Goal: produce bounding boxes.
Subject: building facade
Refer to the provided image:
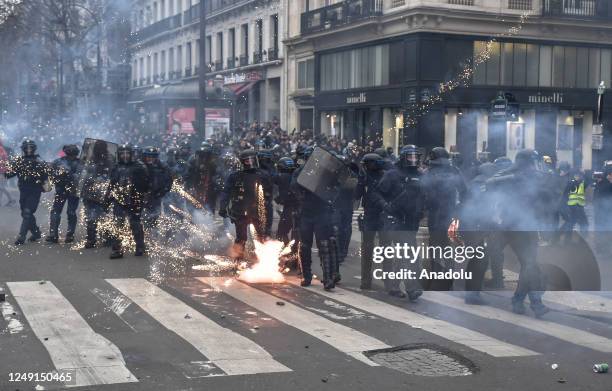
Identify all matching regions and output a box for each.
[128,0,285,138]
[284,0,612,168]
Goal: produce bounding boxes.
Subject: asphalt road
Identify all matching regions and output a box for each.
[1,196,612,391]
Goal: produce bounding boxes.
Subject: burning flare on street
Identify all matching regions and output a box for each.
[237,225,293,283]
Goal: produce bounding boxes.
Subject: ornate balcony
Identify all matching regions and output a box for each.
[300,0,382,35]
[542,0,611,20]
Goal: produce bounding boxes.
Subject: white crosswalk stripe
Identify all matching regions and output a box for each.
[7,281,138,388]
[290,279,538,357]
[196,277,390,366]
[424,291,612,353]
[106,278,291,376]
[542,291,612,313]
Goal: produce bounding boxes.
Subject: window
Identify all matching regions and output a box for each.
[589,48,602,88]
[169,47,174,72]
[526,44,539,86]
[241,24,249,56]
[564,46,577,88]
[513,43,527,86]
[320,44,390,91]
[486,42,500,85]
[539,45,552,87]
[205,36,212,65]
[508,0,531,10]
[186,42,192,70]
[229,28,236,59]
[217,32,224,63]
[298,58,314,89]
[153,2,158,22]
[153,52,158,76]
[501,43,513,85]
[146,55,151,79]
[161,0,166,19]
[177,45,183,75]
[552,46,564,87]
[161,50,166,75]
[271,14,279,52]
[255,19,263,54]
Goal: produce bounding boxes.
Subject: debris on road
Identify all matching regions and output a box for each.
[276,301,285,306]
[184,314,192,319]
[593,363,609,373]
[557,378,567,383]
[321,377,328,383]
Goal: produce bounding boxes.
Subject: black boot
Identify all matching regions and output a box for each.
[14,237,25,246]
[110,250,124,259]
[64,234,74,243]
[319,240,335,291]
[45,234,59,243]
[329,236,341,284]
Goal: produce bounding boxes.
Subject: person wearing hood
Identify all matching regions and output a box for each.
[484,149,550,317]
[5,139,49,245]
[422,147,467,291]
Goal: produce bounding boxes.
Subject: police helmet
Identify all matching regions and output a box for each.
[117,144,133,164]
[277,157,296,173]
[399,145,421,168]
[62,144,79,158]
[258,149,274,161]
[179,142,192,157]
[493,157,512,170]
[374,147,388,159]
[514,149,540,170]
[428,147,450,166]
[200,142,213,153]
[131,145,142,162]
[361,153,385,171]
[239,149,259,170]
[21,139,37,156]
[143,146,160,165]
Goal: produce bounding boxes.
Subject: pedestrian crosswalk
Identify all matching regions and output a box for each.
[2,277,612,388]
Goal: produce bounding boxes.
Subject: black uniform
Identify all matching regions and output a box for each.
[47,145,81,242]
[485,149,550,317]
[219,150,273,258]
[185,145,218,214]
[108,147,149,258]
[355,153,386,290]
[291,165,338,290]
[5,140,48,245]
[142,157,173,228]
[274,157,299,247]
[422,147,467,290]
[371,147,424,300]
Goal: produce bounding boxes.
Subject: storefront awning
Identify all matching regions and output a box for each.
[226,81,257,96]
[131,79,235,102]
[127,88,147,104]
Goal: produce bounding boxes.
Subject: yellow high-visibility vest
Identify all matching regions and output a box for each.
[568,182,585,207]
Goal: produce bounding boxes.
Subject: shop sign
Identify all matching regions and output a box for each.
[223,71,263,85]
[592,134,603,150]
[346,92,367,104]
[528,92,564,104]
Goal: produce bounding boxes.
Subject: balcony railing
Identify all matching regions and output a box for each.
[239,55,248,66]
[132,14,182,43]
[227,57,236,69]
[183,3,200,25]
[168,70,179,80]
[542,0,611,19]
[267,47,279,61]
[253,51,263,64]
[301,0,383,35]
[508,0,532,9]
[214,60,224,71]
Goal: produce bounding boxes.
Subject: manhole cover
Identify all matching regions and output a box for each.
[365,344,476,377]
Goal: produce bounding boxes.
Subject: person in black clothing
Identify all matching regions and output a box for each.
[355,153,386,290]
[108,144,149,259]
[219,149,273,259]
[422,147,467,291]
[185,142,218,214]
[370,145,425,301]
[291,147,338,290]
[274,156,300,269]
[485,149,550,317]
[142,146,173,229]
[5,139,49,245]
[46,144,81,243]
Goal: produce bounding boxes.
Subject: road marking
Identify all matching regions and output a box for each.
[425,292,612,353]
[197,277,390,366]
[107,278,290,376]
[7,281,137,388]
[542,291,612,313]
[290,279,537,357]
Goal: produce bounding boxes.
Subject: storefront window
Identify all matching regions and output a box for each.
[320,44,389,91]
[501,43,513,85]
[526,44,539,86]
[589,48,601,88]
[564,46,577,88]
[539,45,552,87]
[513,43,527,86]
[486,42,500,86]
[552,46,564,88]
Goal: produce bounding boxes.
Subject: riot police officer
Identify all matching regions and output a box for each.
[81,140,114,249]
[142,146,173,229]
[5,139,48,245]
[108,144,149,259]
[355,153,386,290]
[46,144,81,243]
[371,145,424,301]
[275,157,299,246]
[219,149,273,259]
[422,147,467,291]
[485,149,550,317]
[185,142,218,214]
[291,147,338,290]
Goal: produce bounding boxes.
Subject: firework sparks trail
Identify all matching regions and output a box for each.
[405,12,533,126]
[172,182,203,209]
[256,183,266,240]
[237,225,292,284]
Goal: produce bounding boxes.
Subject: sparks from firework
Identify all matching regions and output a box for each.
[237,225,292,284]
[171,181,203,209]
[256,183,267,239]
[405,12,533,126]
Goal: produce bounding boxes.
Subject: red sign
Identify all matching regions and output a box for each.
[168,107,195,134]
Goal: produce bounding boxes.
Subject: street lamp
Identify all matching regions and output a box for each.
[597,81,606,125]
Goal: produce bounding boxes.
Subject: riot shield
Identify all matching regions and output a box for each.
[76,138,118,204]
[296,146,356,203]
